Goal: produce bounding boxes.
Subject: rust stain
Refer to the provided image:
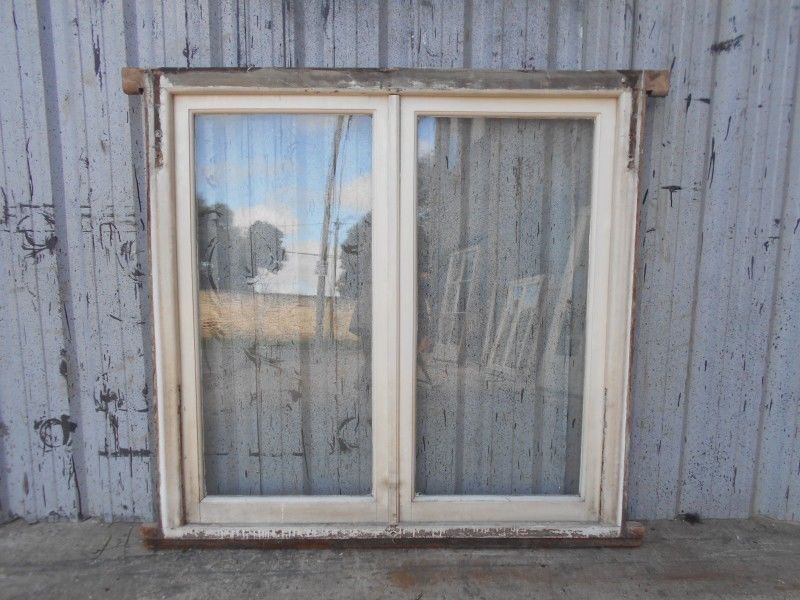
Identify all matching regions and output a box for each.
[387,569,417,590]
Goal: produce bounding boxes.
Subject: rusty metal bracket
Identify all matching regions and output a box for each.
[122,67,146,95]
[641,69,670,97]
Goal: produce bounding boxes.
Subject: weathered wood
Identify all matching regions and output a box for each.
[139,520,645,549]
[122,67,669,96]
[642,70,670,97]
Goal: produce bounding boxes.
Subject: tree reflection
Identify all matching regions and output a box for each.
[196,198,287,292]
[337,213,371,342]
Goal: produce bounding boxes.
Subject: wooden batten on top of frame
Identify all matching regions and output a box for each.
[134,66,667,547]
[121,67,669,97]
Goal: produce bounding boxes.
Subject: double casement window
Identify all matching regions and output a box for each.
[134,69,667,544]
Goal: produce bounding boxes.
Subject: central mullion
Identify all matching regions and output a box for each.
[384,95,402,525]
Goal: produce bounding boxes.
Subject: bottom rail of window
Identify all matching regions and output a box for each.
[141,521,644,549]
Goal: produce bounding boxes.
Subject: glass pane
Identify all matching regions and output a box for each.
[415,116,592,495]
[195,114,373,495]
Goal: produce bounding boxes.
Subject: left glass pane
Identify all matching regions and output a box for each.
[194,114,373,495]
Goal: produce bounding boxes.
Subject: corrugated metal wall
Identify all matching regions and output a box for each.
[0,0,797,523]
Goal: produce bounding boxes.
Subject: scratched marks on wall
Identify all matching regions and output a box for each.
[0,0,798,523]
[33,415,77,451]
[0,0,152,522]
[94,363,151,465]
[0,0,73,522]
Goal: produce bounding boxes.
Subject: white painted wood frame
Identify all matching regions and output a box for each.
[169,93,396,526]
[398,95,626,525]
[146,70,643,539]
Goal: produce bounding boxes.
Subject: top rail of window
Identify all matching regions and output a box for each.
[122,67,669,98]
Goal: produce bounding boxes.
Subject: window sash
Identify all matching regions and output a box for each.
[398,95,621,524]
[172,94,396,525]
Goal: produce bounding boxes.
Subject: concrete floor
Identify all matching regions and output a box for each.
[0,519,798,599]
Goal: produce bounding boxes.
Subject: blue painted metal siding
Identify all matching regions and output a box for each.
[0,0,797,522]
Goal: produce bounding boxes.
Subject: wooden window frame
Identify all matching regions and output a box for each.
[400,96,616,524]
[173,94,395,526]
[131,68,668,545]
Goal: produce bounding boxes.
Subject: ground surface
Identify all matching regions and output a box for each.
[0,518,798,599]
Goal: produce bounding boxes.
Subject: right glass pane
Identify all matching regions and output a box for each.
[415,116,593,495]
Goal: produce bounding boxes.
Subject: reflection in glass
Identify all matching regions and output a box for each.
[195,114,373,495]
[415,116,593,495]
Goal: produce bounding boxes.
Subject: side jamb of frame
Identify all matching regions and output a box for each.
[597,87,641,526]
[147,74,185,530]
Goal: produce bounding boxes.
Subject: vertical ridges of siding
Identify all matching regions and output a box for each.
[41,0,104,520]
[99,0,154,519]
[628,0,689,519]
[36,0,149,520]
[628,0,719,519]
[716,1,800,518]
[1,0,799,522]
[0,0,77,520]
[754,4,800,521]
[678,0,783,518]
